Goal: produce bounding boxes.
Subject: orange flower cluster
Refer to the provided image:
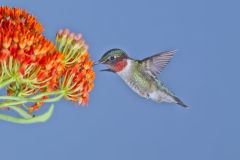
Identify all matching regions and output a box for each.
[56,29,95,105]
[0,6,95,114]
[0,6,64,91]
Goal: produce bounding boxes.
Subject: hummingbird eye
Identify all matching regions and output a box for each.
[109,56,115,61]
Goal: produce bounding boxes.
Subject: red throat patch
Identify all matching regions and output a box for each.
[112,59,127,72]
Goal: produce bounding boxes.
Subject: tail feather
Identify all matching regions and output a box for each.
[173,96,190,108]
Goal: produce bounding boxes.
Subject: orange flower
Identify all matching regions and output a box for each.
[57,29,95,105]
[0,6,65,98]
[0,7,95,123]
[62,63,95,105]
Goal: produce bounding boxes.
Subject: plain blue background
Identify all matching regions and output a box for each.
[1,0,239,160]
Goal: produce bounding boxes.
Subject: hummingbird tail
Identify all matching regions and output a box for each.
[173,96,190,108]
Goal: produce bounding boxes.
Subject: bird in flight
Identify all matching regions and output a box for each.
[95,49,189,108]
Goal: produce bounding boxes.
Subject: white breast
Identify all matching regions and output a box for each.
[117,60,149,98]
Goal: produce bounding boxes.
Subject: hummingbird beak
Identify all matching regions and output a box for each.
[100,69,115,73]
[93,60,101,66]
[93,58,114,72]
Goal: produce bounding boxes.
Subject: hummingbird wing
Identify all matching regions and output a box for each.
[140,50,176,77]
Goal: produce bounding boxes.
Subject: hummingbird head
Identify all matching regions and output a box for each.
[95,48,128,72]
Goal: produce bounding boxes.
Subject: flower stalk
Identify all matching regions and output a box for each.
[0,6,95,124]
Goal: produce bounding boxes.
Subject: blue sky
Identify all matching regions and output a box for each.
[1,0,240,160]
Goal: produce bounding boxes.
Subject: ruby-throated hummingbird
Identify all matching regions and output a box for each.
[95,49,189,108]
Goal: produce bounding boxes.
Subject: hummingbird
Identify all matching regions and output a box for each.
[94,48,189,108]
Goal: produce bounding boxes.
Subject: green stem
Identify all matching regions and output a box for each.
[0,104,54,124]
[0,89,64,101]
[31,90,65,99]
[0,78,14,89]
[8,105,32,119]
[0,93,64,102]
[0,94,64,107]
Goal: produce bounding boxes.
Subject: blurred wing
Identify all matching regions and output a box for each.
[140,50,176,77]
